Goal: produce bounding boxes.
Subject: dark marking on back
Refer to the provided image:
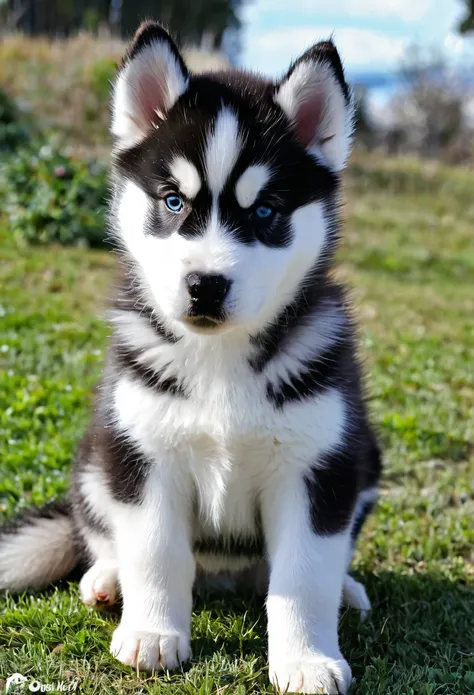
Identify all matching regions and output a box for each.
[74,419,150,506]
[305,446,359,536]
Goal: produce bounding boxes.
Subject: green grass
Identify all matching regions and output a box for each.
[1,154,473,694]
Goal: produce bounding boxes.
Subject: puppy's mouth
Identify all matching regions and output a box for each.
[181,315,225,332]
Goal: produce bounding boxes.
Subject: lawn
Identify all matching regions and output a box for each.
[0,154,473,694]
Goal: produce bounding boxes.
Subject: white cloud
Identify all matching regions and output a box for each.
[244,27,408,76]
[342,0,430,22]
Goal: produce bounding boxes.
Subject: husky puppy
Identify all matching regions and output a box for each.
[0,22,381,694]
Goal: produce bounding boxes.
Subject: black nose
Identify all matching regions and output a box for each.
[185,272,232,307]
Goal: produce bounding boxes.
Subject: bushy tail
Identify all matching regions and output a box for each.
[0,499,80,591]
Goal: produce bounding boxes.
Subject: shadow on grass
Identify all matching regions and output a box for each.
[342,570,473,692]
[2,570,472,692]
[190,570,473,691]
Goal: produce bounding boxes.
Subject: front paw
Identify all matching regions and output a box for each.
[110,625,191,671]
[270,654,352,694]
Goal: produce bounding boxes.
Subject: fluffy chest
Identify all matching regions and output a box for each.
[113,368,346,527]
[113,362,285,463]
[113,365,280,540]
[110,295,347,458]
[110,310,348,538]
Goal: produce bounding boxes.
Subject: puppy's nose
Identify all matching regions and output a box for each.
[185,272,232,305]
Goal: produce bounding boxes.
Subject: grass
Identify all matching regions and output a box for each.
[1,153,473,694]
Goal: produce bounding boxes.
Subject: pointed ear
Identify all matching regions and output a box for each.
[274,40,354,171]
[111,21,189,148]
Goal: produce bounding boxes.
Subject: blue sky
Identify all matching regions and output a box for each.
[240,0,470,77]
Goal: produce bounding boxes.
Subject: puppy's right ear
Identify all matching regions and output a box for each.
[112,21,189,148]
[275,40,353,171]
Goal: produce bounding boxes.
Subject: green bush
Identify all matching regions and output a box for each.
[0,142,108,246]
[0,89,108,247]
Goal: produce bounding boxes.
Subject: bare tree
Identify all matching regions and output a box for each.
[390,44,474,162]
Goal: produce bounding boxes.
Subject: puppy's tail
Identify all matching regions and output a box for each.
[0,499,80,591]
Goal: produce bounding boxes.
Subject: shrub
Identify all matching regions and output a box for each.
[0,89,108,247]
[0,140,108,247]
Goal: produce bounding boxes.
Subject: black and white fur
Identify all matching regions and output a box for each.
[0,22,381,694]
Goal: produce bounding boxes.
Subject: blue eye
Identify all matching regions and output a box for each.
[255,205,273,219]
[165,194,184,213]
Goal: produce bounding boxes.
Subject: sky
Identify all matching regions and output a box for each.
[240,0,471,78]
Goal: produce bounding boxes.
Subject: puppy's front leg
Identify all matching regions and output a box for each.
[263,470,352,694]
[110,466,195,671]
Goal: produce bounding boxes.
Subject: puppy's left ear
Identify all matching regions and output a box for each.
[112,21,189,148]
[275,41,354,171]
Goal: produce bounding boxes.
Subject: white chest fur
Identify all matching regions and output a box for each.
[113,337,346,541]
[111,306,346,540]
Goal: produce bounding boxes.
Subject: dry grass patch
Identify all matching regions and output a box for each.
[0,33,228,152]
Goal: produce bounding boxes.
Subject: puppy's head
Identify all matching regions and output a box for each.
[111,21,353,335]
